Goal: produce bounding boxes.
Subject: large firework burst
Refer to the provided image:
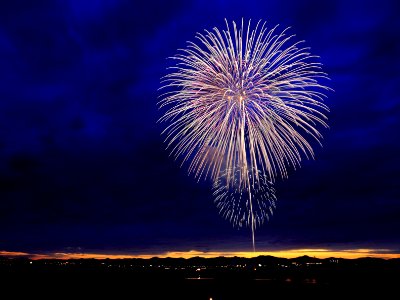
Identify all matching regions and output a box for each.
[159,19,329,188]
[158,19,330,250]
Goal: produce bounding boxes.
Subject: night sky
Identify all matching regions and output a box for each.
[1,0,399,256]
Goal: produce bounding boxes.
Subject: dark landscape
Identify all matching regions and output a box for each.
[2,256,399,299]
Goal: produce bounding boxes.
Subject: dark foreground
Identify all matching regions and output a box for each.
[1,256,399,299]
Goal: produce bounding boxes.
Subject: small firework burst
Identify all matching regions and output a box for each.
[213,168,276,229]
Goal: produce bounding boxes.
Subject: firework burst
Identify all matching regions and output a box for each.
[158,19,330,250]
[213,167,276,229]
[159,19,329,187]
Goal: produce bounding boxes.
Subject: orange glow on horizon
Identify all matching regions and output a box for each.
[1,248,399,260]
[0,250,30,256]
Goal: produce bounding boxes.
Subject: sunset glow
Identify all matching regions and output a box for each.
[1,248,399,260]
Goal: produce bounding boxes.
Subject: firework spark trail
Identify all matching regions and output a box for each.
[158,19,330,250]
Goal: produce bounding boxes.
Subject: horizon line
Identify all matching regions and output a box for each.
[1,248,400,260]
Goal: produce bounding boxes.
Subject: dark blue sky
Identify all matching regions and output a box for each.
[0,0,399,255]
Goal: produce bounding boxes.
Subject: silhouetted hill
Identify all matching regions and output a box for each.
[0,254,398,269]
